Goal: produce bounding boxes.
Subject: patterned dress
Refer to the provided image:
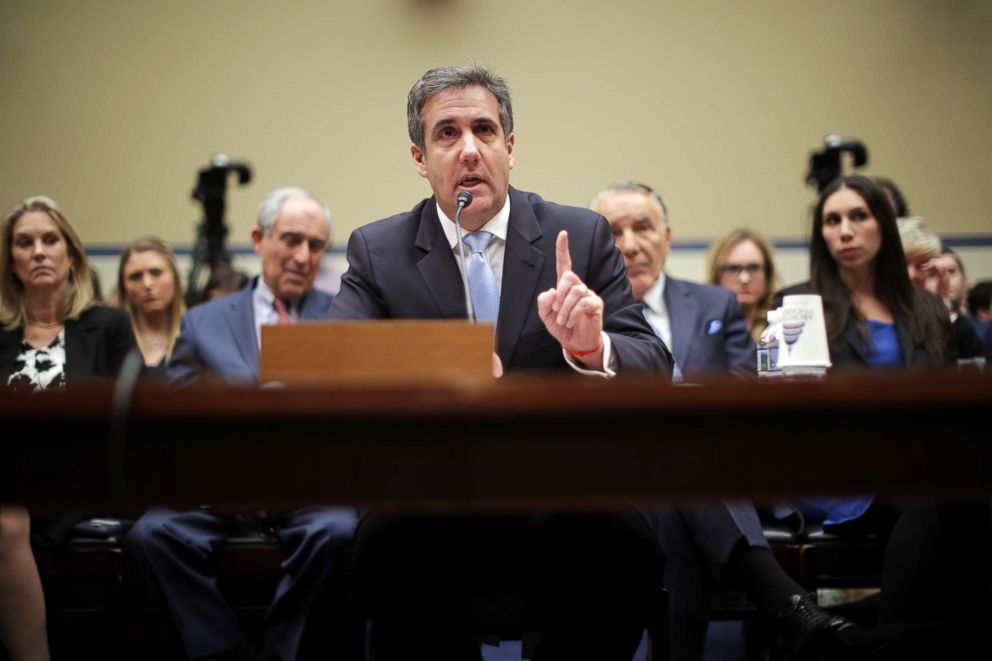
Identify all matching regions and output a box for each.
[6,330,66,392]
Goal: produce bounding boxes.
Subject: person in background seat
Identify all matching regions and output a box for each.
[125,187,358,661]
[1,195,138,661]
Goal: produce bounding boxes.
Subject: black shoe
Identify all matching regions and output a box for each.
[777,593,855,660]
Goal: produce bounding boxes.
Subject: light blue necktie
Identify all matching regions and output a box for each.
[462,231,499,323]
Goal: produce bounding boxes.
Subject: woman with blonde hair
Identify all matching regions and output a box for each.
[706,228,777,341]
[113,235,184,372]
[1,195,137,661]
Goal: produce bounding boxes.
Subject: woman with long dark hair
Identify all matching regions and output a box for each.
[806,176,987,650]
[809,175,948,369]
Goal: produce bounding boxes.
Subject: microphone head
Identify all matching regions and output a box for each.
[457,190,474,208]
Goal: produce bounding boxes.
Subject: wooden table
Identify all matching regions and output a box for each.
[3,371,990,514]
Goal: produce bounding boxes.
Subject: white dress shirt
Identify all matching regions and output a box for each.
[641,274,672,351]
[435,197,615,376]
[252,278,299,349]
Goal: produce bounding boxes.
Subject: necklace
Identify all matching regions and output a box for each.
[29,319,63,328]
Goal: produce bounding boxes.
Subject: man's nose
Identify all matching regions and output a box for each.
[618,228,639,255]
[292,242,311,264]
[737,269,751,283]
[459,133,481,162]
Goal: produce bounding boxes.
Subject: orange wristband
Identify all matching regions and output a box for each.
[563,334,604,358]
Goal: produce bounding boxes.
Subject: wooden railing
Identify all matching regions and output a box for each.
[3,371,990,514]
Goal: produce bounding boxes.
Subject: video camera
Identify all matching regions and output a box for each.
[805,135,868,193]
[186,154,252,307]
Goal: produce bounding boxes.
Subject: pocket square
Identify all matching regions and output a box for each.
[707,320,723,335]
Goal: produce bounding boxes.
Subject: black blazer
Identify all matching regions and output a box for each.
[0,305,137,383]
[329,187,672,374]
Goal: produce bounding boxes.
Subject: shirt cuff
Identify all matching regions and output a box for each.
[563,332,616,378]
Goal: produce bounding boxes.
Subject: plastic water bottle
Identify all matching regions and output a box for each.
[757,308,782,377]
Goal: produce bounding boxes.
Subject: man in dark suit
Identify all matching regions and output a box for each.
[126,187,358,661]
[591,181,755,379]
[330,65,670,660]
[593,182,853,659]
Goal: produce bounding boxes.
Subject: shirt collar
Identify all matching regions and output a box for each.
[642,272,666,314]
[253,277,298,314]
[436,195,510,250]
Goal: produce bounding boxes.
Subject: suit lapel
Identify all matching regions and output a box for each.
[0,329,25,376]
[414,201,471,319]
[665,277,697,368]
[227,283,260,380]
[840,317,868,364]
[299,290,329,321]
[497,188,545,364]
[64,312,92,377]
[894,319,915,367]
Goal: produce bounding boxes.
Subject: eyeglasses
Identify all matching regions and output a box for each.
[720,263,765,278]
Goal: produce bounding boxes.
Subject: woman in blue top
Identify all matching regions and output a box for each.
[806,176,988,647]
[810,175,948,370]
[789,175,952,529]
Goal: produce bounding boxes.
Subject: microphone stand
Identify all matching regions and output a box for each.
[453,190,476,323]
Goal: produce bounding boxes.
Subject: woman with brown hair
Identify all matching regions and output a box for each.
[706,228,777,341]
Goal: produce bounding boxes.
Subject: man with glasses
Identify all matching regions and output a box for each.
[591,181,755,378]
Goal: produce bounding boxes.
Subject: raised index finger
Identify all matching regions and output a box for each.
[556,230,572,281]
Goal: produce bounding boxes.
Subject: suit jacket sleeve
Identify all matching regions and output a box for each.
[583,215,673,374]
[105,307,139,374]
[166,311,207,384]
[721,293,758,377]
[330,228,388,320]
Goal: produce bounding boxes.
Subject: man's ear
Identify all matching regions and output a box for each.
[506,132,515,170]
[251,226,265,255]
[411,143,428,179]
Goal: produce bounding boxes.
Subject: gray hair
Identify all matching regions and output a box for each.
[590,181,670,224]
[897,216,941,260]
[407,65,514,151]
[256,186,331,235]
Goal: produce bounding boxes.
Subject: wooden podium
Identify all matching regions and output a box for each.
[259,320,496,384]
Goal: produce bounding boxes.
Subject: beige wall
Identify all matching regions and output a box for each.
[3,1,990,270]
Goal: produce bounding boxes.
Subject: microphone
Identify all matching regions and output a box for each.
[453,190,476,323]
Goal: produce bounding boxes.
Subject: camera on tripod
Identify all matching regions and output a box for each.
[186,154,253,306]
[805,135,868,193]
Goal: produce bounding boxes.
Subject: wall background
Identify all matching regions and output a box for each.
[2,0,990,289]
